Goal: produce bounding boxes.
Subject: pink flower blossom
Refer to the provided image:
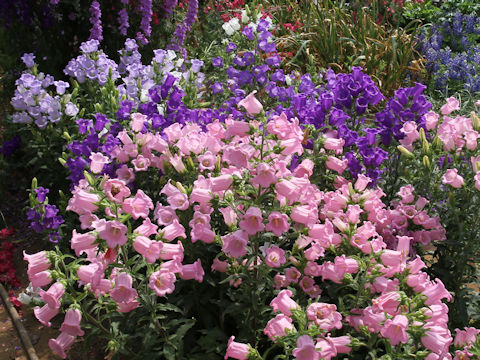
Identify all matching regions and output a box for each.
[149,270,176,296]
[252,163,277,187]
[48,332,75,359]
[326,156,348,174]
[381,315,409,345]
[180,259,204,282]
[131,112,147,132]
[34,303,59,327]
[95,219,128,248]
[66,189,99,215]
[122,189,154,219]
[239,207,264,235]
[265,246,286,268]
[60,309,85,337]
[133,235,162,263]
[265,211,289,236]
[39,282,65,309]
[441,169,464,188]
[237,90,263,115]
[222,230,248,258]
[161,219,187,241]
[307,303,342,331]
[110,273,137,304]
[197,151,217,171]
[89,152,109,173]
[440,97,460,115]
[270,289,298,316]
[103,179,131,203]
[224,336,250,360]
[264,314,294,341]
[292,335,320,360]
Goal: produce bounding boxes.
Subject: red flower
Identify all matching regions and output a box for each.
[0,227,15,239]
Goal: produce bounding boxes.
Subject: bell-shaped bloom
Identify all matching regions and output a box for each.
[252,163,277,188]
[110,273,137,304]
[48,332,75,359]
[239,207,264,235]
[441,169,464,189]
[122,189,154,219]
[224,336,250,360]
[265,246,286,268]
[440,97,460,115]
[265,211,289,236]
[264,314,294,341]
[292,335,320,360]
[89,152,109,173]
[237,90,263,115]
[179,259,204,282]
[380,315,409,346]
[270,289,298,316]
[103,179,131,203]
[222,230,248,258]
[161,219,187,241]
[24,251,50,277]
[307,303,342,331]
[149,270,176,297]
[77,262,104,287]
[210,175,233,192]
[39,282,65,309]
[133,235,162,263]
[159,242,184,261]
[34,303,59,327]
[220,207,237,227]
[70,230,97,256]
[60,309,85,337]
[66,189,99,215]
[30,270,53,289]
[95,219,128,248]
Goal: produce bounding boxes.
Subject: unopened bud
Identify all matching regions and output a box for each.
[423,155,430,170]
[174,181,187,194]
[471,111,480,132]
[397,145,414,158]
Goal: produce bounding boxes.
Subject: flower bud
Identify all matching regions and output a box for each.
[423,155,431,170]
[397,145,414,158]
[472,111,480,132]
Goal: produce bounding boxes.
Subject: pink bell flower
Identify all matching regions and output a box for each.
[264,314,294,341]
[48,332,75,359]
[270,289,298,316]
[133,235,162,263]
[222,230,248,258]
[110,273,137,304]
[292,335,320,360]
[179,259,204,282]
[265,211,290,236]
[224,336,250,360]
[60,309,85,337]
[34,303,59,327]
[237,90,263,115]
[39,282,65,309]
[95,219,128,248]
[70,230,97,256]
[149,270,176,296]
[441,169,464,188]
[239,206,264,235]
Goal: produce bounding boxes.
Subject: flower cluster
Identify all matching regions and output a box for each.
[27,185,64,243]
[64,39,120,85]
[418,12,480,93]
[0,228,20,288]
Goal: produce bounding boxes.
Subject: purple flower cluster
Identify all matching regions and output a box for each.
[419,12,480,93]
[26,187,64,244]
[117,7,129,37]
[163,0,178,18]
[167,0,198,57]
[136,0,152,45]
[375,83,432,145]
[88,0,103,42]
[66,114,122,186]
[64,40,119,85]
[10,70,62,129]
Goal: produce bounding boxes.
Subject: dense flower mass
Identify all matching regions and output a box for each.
[3,3,480,360]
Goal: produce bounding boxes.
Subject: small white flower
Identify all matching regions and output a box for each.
[167,50,177,61]
[140,88,149,103]
[241,10,250,24]
[175,58,184,68]
[18,293,32,305]
[157,104,165,116]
